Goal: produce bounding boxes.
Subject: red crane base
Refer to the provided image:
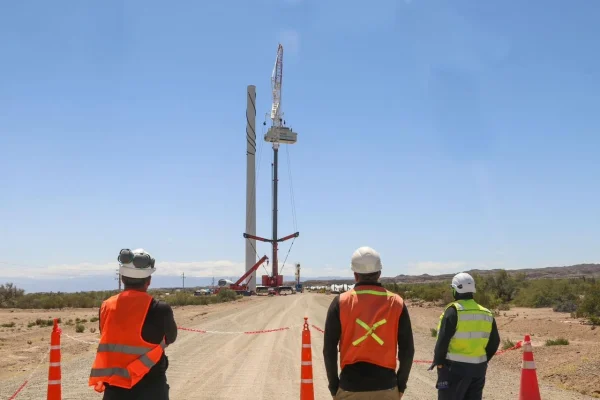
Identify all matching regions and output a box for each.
[262,274,283,287]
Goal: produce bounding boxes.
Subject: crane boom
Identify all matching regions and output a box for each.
[270,44,283,126]
[234,255,269,287]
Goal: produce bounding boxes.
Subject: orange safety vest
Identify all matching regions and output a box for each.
[339,285,404,371]
[89,290,166,392]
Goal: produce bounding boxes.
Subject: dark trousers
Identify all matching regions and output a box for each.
[102,379,170,400]
[437,370,485,400]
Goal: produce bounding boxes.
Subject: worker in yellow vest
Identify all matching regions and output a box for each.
[323,246,415,399]
[89,248,178,399]
[430,272,500,400]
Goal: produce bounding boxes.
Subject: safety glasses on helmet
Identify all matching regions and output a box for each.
[118,249,155,269]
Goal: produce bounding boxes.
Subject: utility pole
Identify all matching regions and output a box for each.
[212,277,215,289]
[115,269,121,291]
[181,272,185,290]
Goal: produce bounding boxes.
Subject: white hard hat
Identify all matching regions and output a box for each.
[351,246,382,274]
[118,248,156,279]
[451,272,476,294]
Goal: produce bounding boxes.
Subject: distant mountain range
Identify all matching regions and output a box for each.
[3,265,599,293]
[302,263,600,286]
[0,275,343,294]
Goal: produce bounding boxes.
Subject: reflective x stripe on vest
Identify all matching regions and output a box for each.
[352,318,387,346]
[89,339,166,379]
[437,299,493,364]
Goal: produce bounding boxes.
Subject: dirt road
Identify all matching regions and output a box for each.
[0,293,596,399]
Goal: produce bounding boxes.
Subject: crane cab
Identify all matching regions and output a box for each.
[264,126,297,144]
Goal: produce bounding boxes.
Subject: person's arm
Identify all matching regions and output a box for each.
[157,302,178,346]
[323,296,341,397]
[433,306,457,365]
[396,303,415,393]
[485,318,500,361]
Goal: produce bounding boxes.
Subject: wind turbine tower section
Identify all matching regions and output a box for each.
[245,85,258,292]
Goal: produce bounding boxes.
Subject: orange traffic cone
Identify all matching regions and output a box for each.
[47,318,62,400]
[519,334,541,400]
[300,317,314,400]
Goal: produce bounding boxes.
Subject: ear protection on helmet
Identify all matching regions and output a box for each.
[118,249,155,269]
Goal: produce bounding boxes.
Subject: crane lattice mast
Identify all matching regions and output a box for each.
[270,44,284,128]
[243,43,299,288]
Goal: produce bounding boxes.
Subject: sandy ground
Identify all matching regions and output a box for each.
[0,294,598,399]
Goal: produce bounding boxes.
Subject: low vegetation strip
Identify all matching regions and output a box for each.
[382,270,600,326]
[0,283,240,309]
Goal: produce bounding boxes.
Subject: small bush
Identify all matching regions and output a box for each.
[79,319,88,323]
[502,338,516,350]
[90,327,96,333]
[430,328,437,337]
[1,322,15,328]
[75,324,85,333]
[588,316,600,326]
[216,288,238,302]
[497,303,511,311]
[553,301,578,313]
[545,338,569,346]
[90,317,99,323]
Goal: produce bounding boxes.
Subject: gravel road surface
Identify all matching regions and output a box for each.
[0,293,595,399]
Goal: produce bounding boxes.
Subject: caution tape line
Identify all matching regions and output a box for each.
[178,325,296,334]
[65,333,100,345]
[8,346,49,400]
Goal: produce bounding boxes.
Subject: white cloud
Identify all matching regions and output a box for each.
[0,259,355,279]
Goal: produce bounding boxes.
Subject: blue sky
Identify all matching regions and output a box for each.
[1,0,599,288]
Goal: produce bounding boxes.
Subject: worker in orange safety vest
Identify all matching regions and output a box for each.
[89,248,178,399]
[323,246,415,399]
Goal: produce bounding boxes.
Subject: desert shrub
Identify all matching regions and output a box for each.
[0,283,25,307]
[430,328,437,337]
[75,324,85,333]
[0,284,119,309]
[90,327,96,333]
[35,318,54,327]
[0,322,15,328]
[497,303,511,311]
[90,317,99,323]
[553,300,578,313]
[545,338,569,346]
[164,292,210,306]
[575,283,600,324]
[502,338,516,350]
[216,288,238,302]
[163,290,240,307]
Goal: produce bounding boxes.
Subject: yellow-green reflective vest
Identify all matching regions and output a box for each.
[436,299,493,364]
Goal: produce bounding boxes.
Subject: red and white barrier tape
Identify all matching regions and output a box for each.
[8,345,49,399]
[177,325,294,334]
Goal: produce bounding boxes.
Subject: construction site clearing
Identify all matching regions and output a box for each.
[0,293,598,399]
